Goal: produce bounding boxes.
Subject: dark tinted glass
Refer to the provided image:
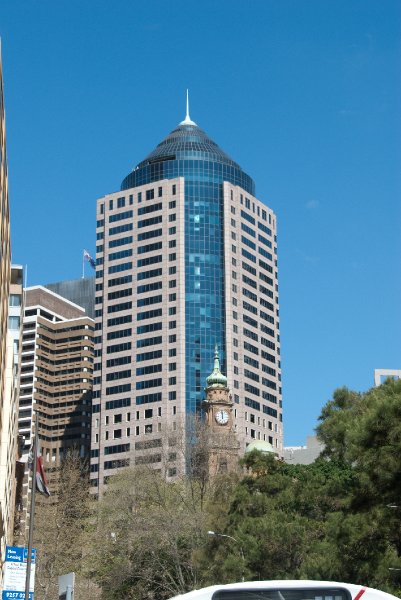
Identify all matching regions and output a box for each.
[212,589,350,600]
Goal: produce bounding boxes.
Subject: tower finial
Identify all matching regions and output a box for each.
[214,344,220,370]
[179,89,197,126]
[186,89,190,121]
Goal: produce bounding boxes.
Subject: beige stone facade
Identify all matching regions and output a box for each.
[0,45,13,586]
[91,176,282,493]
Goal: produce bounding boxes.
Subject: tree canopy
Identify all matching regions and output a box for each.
[29,379,401,598]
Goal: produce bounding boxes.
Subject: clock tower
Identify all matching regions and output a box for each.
[203,347,240,476]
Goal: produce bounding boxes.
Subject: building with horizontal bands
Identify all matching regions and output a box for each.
[16,286,93,528]
[91,100,282,493]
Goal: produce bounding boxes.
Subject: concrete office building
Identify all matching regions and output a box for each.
[0,267,23,580]
[17,287,94,512]
[0,44,13,585]
[91,102,282,492]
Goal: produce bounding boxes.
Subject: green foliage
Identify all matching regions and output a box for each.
[199,380,401,596]
[35,380,401,598]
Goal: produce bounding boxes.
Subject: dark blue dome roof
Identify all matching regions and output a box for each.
[135,122,242,170]
[121,118,255,194]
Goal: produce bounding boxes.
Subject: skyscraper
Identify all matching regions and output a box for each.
[91,100,282,493]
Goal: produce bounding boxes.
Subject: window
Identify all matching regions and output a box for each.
[9,294,21,307]
[158,186,163,197]
[146,189,154,200]
[137,254,162,268]
[137,294,162,307]
[137,308,162,321]
[138,215,162,228]
[137,268,162,280]
[242,236,256,250]
[169,293,176,302]
[8,316,20,330]
[169,253,176,261]
[169,307,176,315]
[168,214,176,222]
[136,336,162,348]
[169,200,176,209]
[169,334,176,343]
[136,378,162,390]
[109,223,133,236]
[172,184,176,195]
[138,202,162,216]
[138,241,162,254]
[137,322,162,335]
[169,239,176,248]
[169,266,176,275]
[169,226,176,235]
[137,281,162,295]
[169,377,176,385]
[109,275,132,287]
[138,228,162,241]
[109,209,132,223]
[108,288,132,301]
[136,349,162,362]
[169,279,176,288]
[168,362,177,371]
[109,249,133,261]
[169,321,176,329]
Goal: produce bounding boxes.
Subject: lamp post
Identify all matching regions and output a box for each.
[386,504,401,572]
[207,531,245,582]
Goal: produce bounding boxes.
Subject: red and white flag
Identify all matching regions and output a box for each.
[29,442,51,497]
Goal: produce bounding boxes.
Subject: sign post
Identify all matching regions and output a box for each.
[2,546,36,600]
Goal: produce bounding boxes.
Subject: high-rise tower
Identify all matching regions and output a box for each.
[91,99,282,493]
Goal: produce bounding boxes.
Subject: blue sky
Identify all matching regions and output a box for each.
[1,0,400,445]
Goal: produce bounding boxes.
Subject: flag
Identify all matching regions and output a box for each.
[83,249,96,269]
[28,443,51,497]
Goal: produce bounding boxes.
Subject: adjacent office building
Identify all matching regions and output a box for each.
[0,44,14,584]
[17,286,93,517]
[91,104,282,492]
[0,267,23,579]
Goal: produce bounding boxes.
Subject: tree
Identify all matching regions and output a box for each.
[86,465,210,599]
[85,416,240,599]
[31,451,97,600]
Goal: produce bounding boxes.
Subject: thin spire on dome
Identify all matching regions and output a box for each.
[214,344,220,371]
[179,89,197,126]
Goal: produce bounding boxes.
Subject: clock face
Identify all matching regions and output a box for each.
[215,409,229,425]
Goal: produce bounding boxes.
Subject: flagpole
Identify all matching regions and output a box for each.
[25,424,38,600]
[82,250,85,279]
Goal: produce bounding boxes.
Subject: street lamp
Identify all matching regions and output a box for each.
[207,531,245,582]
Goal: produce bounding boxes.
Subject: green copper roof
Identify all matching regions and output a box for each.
[206,346,228,388]
[245,440,275,455]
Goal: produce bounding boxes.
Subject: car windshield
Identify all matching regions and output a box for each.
[212,588,350,600]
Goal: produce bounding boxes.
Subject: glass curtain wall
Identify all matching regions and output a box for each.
[121,123,255,414]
